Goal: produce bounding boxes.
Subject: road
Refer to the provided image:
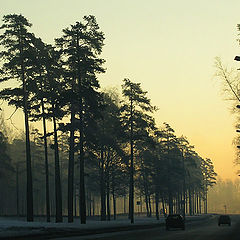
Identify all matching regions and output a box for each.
[50,215,240,240]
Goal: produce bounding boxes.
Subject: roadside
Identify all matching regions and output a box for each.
[0,215,213,240]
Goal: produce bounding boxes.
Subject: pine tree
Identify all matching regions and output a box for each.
[28,37,64,222]
[55,15,105,223]
[97,90,127,221]
[121,78,156,223]
[0,14,34,221]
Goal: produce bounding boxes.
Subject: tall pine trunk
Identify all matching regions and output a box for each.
[177,192,181,214]
[92,197,95,216]
[23,76,33,222]
[21,36,33,222]
[74,183,77,217]
[89,193,92,216]
[41,99,50,222]
[148,195,152,217]
[205,190,208,214]
[144,191,149,217]
[129,93,134,223]
[182,187,186,219]
[192,191,195,215]
[100,149,106,221]
[79,96,86,224]
[155,191,159,220]
[52,111,63,222]
[112,193,116,220]
[123,196,126,214]
[68,104,75,222]
[166,141,173,215]
[142,170,149,217]
[188,190,192,216]
[181,149,186,218]
[199,195,202,214]
[76,32,86,224]
[106,169,111,221]
[161,197,166,217]
[112,171,117,220]
[16,163,19,217]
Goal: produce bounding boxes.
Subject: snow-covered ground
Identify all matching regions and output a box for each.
[0,215,163,229]
[0,215,209,239]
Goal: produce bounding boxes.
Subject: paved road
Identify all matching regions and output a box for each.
[50,215,240,240]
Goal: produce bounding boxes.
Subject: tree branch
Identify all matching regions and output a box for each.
[215,57,240,102]
[6,107,19,130]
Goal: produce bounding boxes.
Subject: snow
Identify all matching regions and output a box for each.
[0,216,162,228]
[0,216,161,239]
[0,215,209,239]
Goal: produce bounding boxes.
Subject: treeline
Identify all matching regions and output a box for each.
[208,178,240,214]
[0,14,217,223]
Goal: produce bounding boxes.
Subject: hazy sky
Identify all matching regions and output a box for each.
[1,0,240,180]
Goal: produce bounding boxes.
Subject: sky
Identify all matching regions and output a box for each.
[1,0,240,180]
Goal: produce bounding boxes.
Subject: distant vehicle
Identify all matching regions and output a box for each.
[218,215,231,226]
[166,214,185,230]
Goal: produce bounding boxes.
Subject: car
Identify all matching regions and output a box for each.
[165,214,185,230]
[218,215,231,226]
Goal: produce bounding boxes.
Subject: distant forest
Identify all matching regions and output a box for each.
[208,178,240,214]
[0,14,217,223]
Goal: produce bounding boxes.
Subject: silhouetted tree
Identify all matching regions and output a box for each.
[28,37,54,222]
[201,158,217,213]
[0,14,34,221]
[121,78,156,223]
[55,15,105,223]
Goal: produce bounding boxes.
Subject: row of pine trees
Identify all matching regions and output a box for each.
[0,14,217,223]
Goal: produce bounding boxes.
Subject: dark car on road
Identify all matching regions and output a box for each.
[218,215,231,226]
[166,214,185,230]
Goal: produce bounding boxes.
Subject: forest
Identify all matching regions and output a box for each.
[208,178,240,214]
[0,14,217,224]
